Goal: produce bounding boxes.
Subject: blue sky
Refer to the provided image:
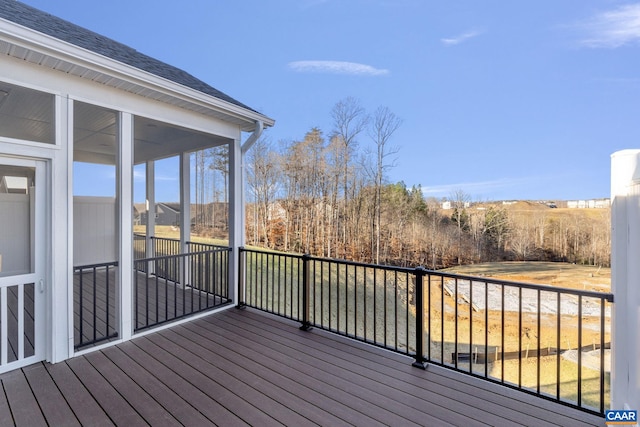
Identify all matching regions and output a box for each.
[27,0,640,201]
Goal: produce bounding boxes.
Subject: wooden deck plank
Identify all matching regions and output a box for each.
[45,361,114,426]
[201,310,477,427]
[82,350,182,426]
[148,331,320,427]
[160,325,358,427]
[117,339,248,426]
[22,363,80,427]
[0,375,13,427]
[1,369,46,427]
[176,318,435,427]
[222,309,555,426]
[229,308,605,427]
[100,345,215,426]
[133,336,296,426]
[0,306,607,427]
[65,356,147,427]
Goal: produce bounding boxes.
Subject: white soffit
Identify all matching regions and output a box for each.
[0,20,274,133]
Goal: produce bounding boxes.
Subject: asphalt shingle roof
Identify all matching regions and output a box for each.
[0,0,256,112]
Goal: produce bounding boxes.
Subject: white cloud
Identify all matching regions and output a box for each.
[288,60,390,76]
[580,4,640,48]
[441,30,483,46]
[421,176,543,199]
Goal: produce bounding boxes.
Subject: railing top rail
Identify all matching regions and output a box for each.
[430,270,614,302]
[134,247,231,264]
[74,261,119,270]
[136,234,227,247]
[240,247,614,302]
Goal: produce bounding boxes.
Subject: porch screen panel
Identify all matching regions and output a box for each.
[73,101,119,349]
[0,81,54,144]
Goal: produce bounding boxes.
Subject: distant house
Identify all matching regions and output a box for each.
[139,202,181,226]
[567,198,610,209]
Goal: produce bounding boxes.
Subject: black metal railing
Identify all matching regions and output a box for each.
[133,247,231,332]
[74,261,119,350]
[239,247,613,416]
[133,233,147,260]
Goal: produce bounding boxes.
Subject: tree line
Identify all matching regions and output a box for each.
[194,97,611,269]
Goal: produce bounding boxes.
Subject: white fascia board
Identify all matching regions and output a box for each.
[0,19,275,132]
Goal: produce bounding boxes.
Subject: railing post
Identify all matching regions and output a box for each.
[412,266,427,369]
[300,254,312,331]
[237,247,246,309]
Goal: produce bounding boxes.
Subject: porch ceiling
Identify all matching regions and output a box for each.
[72,102,231,165]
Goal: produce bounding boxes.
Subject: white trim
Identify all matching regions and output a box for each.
[0,19,274,132]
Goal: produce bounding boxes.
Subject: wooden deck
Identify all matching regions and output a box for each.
[0,307,604,426]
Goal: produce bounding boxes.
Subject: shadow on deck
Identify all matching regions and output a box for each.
[0,307,604,426]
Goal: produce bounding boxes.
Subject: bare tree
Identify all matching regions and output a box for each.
[450,189,471,265]
[368,106,401,264]
[246,137,280,247]
[210,144,229,230]
[331,97,368,257]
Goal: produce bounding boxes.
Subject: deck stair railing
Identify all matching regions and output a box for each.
[238,247,613,416]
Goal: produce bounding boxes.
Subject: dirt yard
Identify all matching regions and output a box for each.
[442,261,611,292]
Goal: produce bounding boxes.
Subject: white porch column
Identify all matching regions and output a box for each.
[145,160,155,260]
[611,149,640,411]
[180,153,191,286]
[54,94,71,363]
[229,139,243,303]
[118,112,134,341]
[179,153,191,251]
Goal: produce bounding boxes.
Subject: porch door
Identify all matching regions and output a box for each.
[0,157,46,373]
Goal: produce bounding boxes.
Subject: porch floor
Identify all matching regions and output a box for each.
[0,307,604,426]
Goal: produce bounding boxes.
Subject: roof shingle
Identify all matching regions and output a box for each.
[0,0,256,112]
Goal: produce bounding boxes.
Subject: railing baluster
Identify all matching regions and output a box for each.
[454,277,458,369]
[518,286,522,388]
[412,267,426,369]
[537,289,541,395]
[300,254,311,331]
[469,278,473,373]
[484,280,488,378]
[556,292,561,400]
[600,298,606,413]
[578,295,583,407]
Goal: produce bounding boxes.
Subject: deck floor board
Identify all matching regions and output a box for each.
[1,369,46,427]
[22,363,81,427]
[0,307,605,427]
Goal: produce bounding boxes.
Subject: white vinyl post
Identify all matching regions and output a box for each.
[229,138,243,304]
[146,160,155,263]
[179,153,191,288]
[118,112,134,341]
[611,149,640,411]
